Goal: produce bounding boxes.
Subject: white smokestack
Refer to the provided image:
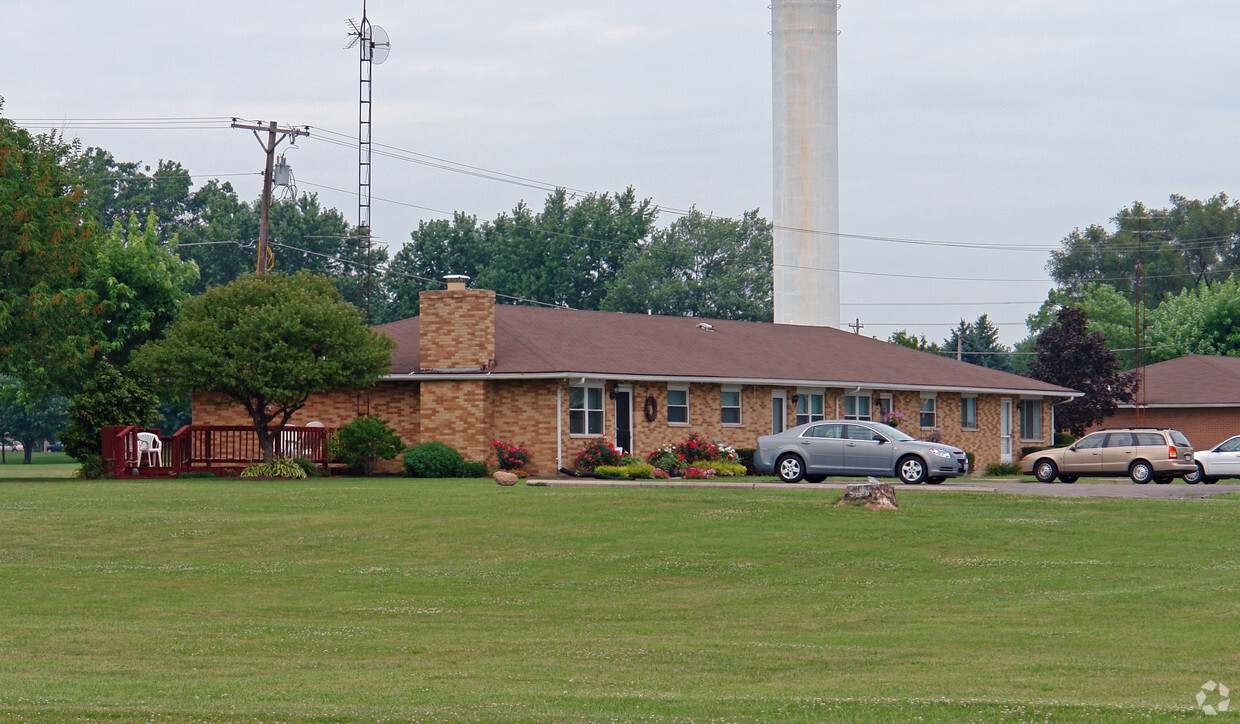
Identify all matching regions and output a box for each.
[772,0,840,327]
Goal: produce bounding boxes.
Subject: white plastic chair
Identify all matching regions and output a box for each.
[136,432,162,467]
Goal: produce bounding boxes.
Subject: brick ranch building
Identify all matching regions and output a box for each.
[1092,355,1240,450]
[193,282,1077,475]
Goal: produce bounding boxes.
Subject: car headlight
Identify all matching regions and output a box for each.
[927,448,952,459]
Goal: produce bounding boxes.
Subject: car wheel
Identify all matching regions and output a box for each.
[1058,475,1078,484]
[1152,475,1173,485]
[1184,462,1204,484]
[926,476,945,485]
[897,455,926,485]
[776,454,805,484]
[804,474,827,483]
[1204,477,1219,484]
[1033,459,1058,483]
[1130,460,1153,484]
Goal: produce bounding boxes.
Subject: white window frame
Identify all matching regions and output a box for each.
[569,382,605,437]
[721,385,742,426]
[961,395,978,430]
[876,393,894,420]
[667,383,690,425]
[795,387,826,426]
[842,392,872,421]
[1019,397,1042,441]
[919,393,937,429]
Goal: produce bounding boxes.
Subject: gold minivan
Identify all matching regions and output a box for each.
[1020,428,1196,484]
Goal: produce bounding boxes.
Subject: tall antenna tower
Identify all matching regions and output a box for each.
[345,1,391,323]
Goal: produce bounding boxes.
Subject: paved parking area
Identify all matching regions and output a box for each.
[528,477,1240,500]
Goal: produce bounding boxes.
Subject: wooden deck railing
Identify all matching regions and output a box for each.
[102,425,329,477]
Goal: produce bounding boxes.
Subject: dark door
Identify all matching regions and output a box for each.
[614,390,632,455]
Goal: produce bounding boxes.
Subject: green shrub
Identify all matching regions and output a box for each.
[73,454,114,480]
[240,457,308,479]
[457,460,489,478]
[1054,432,1075,446]
[292,457,321,477]
[61,364,159,462]
[333,415,404,475]
[594,463,655,479]
[1020,446,1050,459]
[965,452,976,474]
[735,448,759,475]
[702,461,747,477]
[404,441,464,478]
[986,461,1022,477]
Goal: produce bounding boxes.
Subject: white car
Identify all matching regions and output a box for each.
[1183,435,1240,484]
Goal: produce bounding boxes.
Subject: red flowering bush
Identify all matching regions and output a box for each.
[684,466,717,479]
[675,433,717,465]
[575,438,622,472]
[492,440,532,471]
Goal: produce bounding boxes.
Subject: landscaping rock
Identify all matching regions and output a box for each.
[494,470,519,486]
[836,477,899,511]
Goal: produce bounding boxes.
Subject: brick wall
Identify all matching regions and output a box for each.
[417,288,495,370]
[1092,408,1240,451]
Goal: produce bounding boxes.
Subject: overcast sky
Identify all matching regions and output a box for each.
[4,0,1239,345]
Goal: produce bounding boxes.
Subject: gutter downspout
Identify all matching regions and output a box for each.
[556,384,565,470]
[1050,395,1075,441]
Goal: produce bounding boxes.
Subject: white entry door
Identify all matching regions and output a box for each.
[771,391,787,434]
[1000,398,1013,463]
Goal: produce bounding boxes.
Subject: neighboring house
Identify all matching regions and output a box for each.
[193,281,1077,475]
[1092,355,1240,449]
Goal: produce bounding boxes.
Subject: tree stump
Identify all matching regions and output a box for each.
[494,470,519,486]
[836,477,899,511]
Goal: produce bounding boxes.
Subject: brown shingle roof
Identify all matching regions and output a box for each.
[1131,355,1240,406]
[374,306,1074,395]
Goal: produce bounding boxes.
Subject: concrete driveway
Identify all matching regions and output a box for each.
[529,477,1240,500]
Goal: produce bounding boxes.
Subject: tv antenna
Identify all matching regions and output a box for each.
[345,1,391,324]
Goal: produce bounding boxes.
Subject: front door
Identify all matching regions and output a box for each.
[613,387,632,455]
[1000,398,1013,462]
[772,391,787,434]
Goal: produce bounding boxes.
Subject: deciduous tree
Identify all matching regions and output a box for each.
[1028,307,1137,436]
[129,272,395,462]
[601,208,773,321]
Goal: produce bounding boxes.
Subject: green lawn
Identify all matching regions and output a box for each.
[0,479,1236,722]
[0,451,78,480]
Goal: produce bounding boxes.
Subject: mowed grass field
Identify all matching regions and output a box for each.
[1,477,1237,722]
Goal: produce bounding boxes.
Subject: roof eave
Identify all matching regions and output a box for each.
[382,371,1079,397]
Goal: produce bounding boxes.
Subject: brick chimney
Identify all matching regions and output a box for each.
[418,275,496,371]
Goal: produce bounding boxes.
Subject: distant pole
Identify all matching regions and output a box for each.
[847,318,864,335]
[231,119,309,274]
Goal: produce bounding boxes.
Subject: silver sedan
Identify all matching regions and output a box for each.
[755,420,969,484]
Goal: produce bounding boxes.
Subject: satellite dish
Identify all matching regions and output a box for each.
[369,25,390,64]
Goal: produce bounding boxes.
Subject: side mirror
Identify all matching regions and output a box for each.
[873,436,885,443]
[1068,445,1077,452]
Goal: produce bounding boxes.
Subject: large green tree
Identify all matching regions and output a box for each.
[130,272,395,462]
[1024,283,1138,368]
[601,208,773,321]
[1144,275,1240,363]
[0,105,101,398]
[476,188,657,310]
[73,148,194,238]
[1048,195,1240,305]
[381,212,489,322]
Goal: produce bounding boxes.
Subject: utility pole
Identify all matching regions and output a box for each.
[847,318,864,335]
[231,119,309,274]
[1125,213,1163,426]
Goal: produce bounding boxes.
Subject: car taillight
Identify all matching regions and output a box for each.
[1168,445,1178,459]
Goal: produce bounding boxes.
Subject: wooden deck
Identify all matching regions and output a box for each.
[102,425,329,478]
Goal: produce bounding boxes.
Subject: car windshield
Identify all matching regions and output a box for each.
[866,421,915,442]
